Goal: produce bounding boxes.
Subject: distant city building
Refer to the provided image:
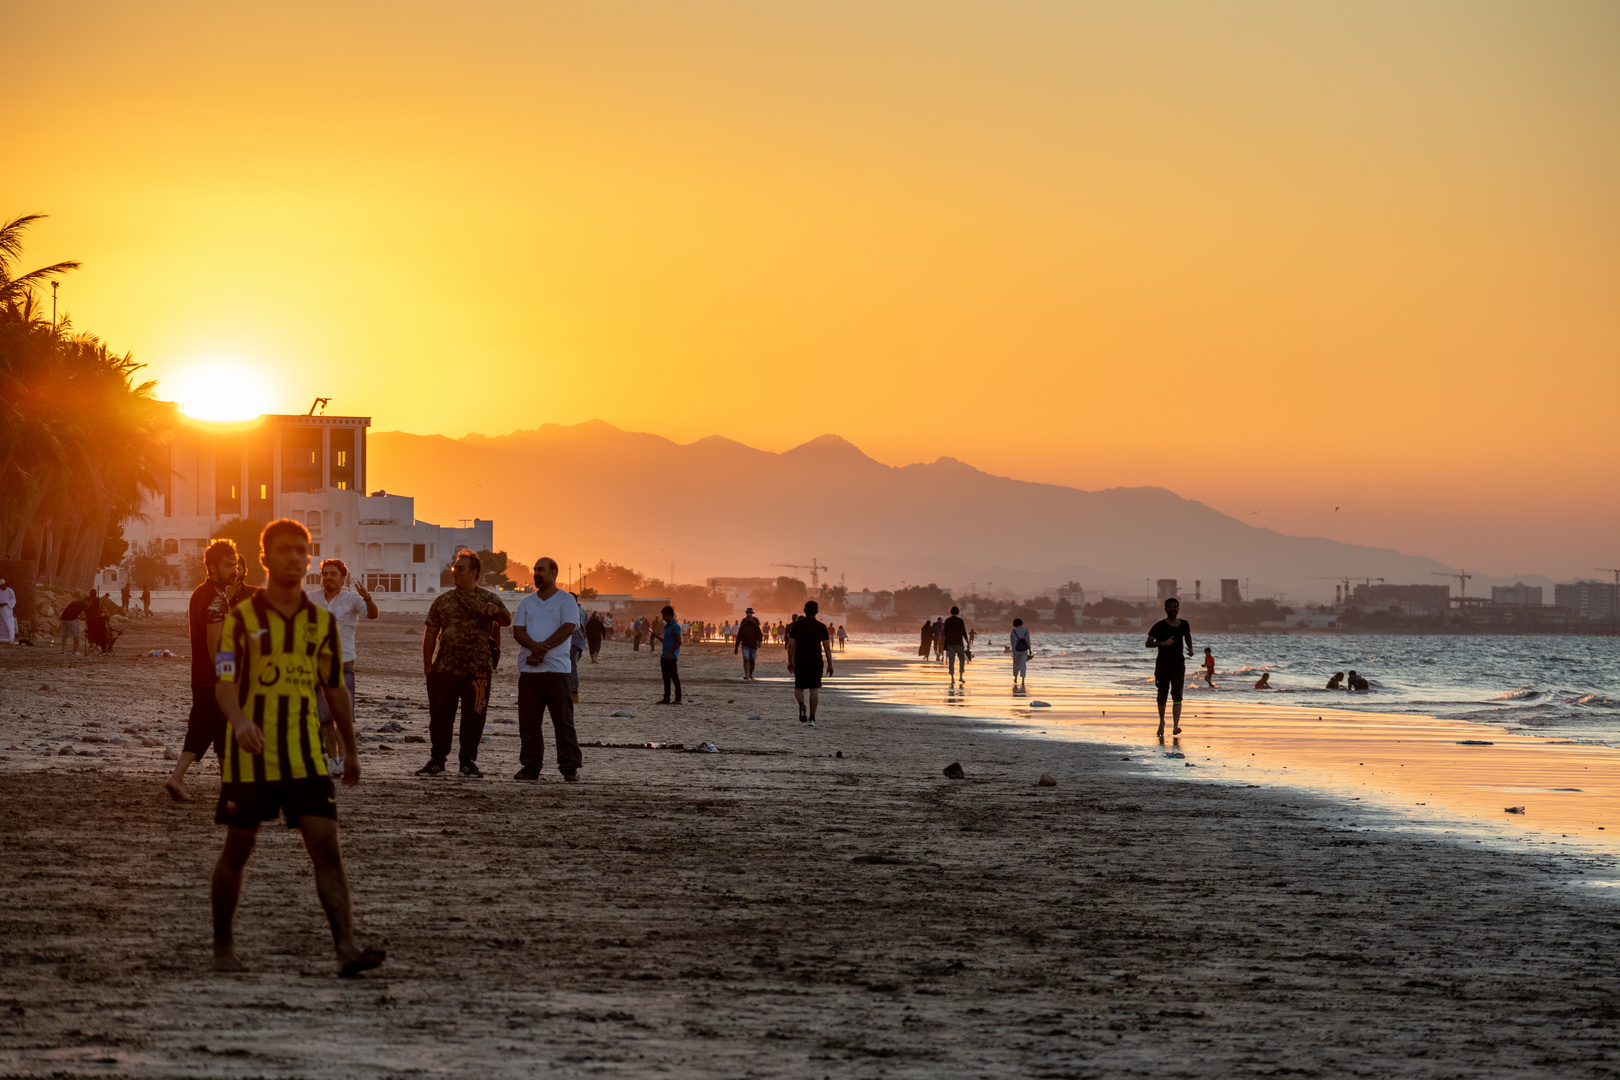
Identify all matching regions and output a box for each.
[1554,581,1618,621]
[1156,578,1178,602]
[1491,583,1543,607]
[1351,583,1450,616]
[1220,579,1242,605]
[707,576,776,610]
[1056,581,1086,607]
[105,408,492,595]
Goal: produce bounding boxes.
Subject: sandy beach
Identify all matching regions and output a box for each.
[3,614,1619,1078]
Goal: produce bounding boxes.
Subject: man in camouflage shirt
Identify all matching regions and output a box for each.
[417,550,512,778]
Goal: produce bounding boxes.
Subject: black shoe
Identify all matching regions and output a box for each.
[513,766,540,782]
[459,762,483,779]
[415,759,445,777]
[562,771,579,783]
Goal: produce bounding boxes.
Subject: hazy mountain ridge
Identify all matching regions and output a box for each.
[371,421,1494,602]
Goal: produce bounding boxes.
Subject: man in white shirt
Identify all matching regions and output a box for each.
[307,559,379,765]
[511,556,582,782]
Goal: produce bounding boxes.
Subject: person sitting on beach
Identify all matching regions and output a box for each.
[1326,671,1345,690]
[1348,670,1369,692]
[1200,646,1216,687]
[1254,672,1271,689]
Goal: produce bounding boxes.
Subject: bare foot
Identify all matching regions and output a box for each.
[338,941,387,978]
[165,779,192,803]
[212,949,247,972]
[1173,727,1182,735]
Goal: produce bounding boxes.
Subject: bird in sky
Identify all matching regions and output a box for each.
[1335,506,1341,512]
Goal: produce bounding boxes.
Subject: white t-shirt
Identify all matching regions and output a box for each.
[307,588,368,664]
[514,590,582,674]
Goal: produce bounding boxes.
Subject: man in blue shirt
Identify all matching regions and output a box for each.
[658,604,683,704]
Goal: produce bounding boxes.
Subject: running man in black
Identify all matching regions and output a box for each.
[1146,596,1193,738]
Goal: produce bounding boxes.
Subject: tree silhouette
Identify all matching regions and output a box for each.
[0,215,170,588]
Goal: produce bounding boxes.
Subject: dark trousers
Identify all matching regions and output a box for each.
[427,671,489,765]
[660,656,682,701]
[518,671,581,774]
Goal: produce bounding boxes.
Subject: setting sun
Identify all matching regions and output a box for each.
[166,361,270,421]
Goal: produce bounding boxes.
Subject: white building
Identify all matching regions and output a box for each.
[102,407,492,598]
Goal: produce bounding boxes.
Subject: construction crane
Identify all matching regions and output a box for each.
[1430,569,1472,599]
[772,559,828,592]
[308,397,331,416]
[1307,575,1383,605]
[1598,568,1620,587]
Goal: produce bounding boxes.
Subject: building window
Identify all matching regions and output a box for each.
[337,481,347,490]
[306,573,321,585]
[312,543,321,556]
[363,573,405,593]
[336,450,347,467]
[259,483,267,500]
[229,484,238,499]
[413,544,425,563]
[308,450,317,465]
[334,513,342,525]
[163,538,179,555]
[308,510,321,530]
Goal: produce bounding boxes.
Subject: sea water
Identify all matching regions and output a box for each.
[873,632,1619,744]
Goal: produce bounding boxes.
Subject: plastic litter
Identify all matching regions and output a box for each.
[689,742,719,754]
[1504,806,1526,814]
[147,649,174,658]
[1028,701,1051,708]
[1457,740,1495,746]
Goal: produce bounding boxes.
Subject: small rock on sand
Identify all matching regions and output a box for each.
[1037,774,1056,787]
[378,721,406,733]
[746,715,762,722]
[943,762,966,779]
[1505,806,1526,814]
[57,745,73,756]
[610,710,634,718]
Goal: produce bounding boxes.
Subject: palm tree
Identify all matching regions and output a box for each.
[0,214,79,310]
[0,215,170,588]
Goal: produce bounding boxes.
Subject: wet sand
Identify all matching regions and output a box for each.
[2,614,1619,1077]
[840,644,1620,851]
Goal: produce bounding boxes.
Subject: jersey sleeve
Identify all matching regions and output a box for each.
[318,612,343,688]
[216,608,245,682]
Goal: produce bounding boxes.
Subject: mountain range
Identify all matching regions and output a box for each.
[368,421,1536,604]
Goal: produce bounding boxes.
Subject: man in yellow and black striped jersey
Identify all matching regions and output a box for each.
[211,518,385,977]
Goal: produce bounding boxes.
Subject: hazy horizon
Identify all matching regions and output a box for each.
[11,1,1617,578]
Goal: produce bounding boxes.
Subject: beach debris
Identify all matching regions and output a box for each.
[943,762,966,779]
[836,750,844,758]
[746,715,762,722]
[1504,806,1526,814]
[688,742,720,754]
[1037,774,1057,787]
[1028,701,1052,708]
[610,709,634,718]
[1184,762,1197,768]
[1164,751,1185,759]
[1457,740,1494,746]
[146,649,174,658]
[378,721,406,733]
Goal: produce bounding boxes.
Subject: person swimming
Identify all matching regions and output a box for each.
[1254,672,1271,689]
[1348,670,1369,691]
[1326,671,1345,690]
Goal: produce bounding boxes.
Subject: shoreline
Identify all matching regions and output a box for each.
[3,614,1620,1076]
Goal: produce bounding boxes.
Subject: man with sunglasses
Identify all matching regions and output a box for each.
[417,550,511,778]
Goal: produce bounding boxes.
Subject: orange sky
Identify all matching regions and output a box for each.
[11,1,1618,577]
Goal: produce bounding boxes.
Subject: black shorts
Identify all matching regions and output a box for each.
[215,777,338,831]
[184,683,227,759]
[795,662,824,690]
[1155,668,1185,703]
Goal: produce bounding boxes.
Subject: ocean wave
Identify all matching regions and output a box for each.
[1492,688,1540,701]
[1567,694,1615,708]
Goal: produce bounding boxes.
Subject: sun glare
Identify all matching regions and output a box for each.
[169,362,271,422]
